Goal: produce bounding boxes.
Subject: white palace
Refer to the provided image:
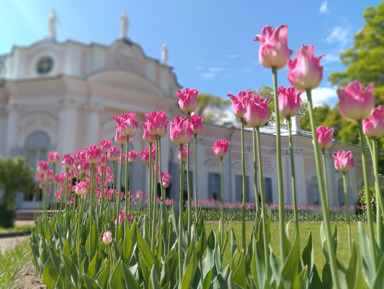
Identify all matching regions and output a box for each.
[0,12,373,210]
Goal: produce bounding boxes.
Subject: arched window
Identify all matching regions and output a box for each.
[309,175,320,205]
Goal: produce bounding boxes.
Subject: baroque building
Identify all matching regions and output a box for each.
[0,13,372,210]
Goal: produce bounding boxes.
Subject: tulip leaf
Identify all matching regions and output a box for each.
[121,261,141,289]
[83,274,102,289]
[358,222,375,286]
[181,243,198,289]
[42,257,58,289]
[62,253,78,285]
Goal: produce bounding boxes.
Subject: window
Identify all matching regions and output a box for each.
[309,176,320,205]
[235,175,250,202]
[208,173,220,201]
[36,56,54,75]
[263,177,273,204]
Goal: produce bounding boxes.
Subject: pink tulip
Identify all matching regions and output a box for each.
[118,152,126,164]
[213,139,230,157]
[136,190,143,200]
[332,150,355,173]
[75,181,88,196]
[161,171,172,188]
[62,154,74,169]
[128,150,138,162]
[337,81,375,121]
[43,170,53,184]
[142,122,156,143]
[278,86,303,117]
[78,159,90,173]
[102,231,112,245]
[144,111,168,137]
[316,126,334,150]
[140,146,156,164]
[178,146,189,161]
[190,114,203,135]
[169,116,193,145]
[100,140,112,153]
[114,210,134,225]
[86,145,102,164]
[107,146,120,161]
[253,24,293,69]
[115,129,127,146]
[98,155,107,167]
[176,88,199,113]
[37,160,49,173]
[363,106,384,139]
[228,91,248,119]
[287,45,324,90]
[48,151,60,164]
[114,112,138,136]
[243,91,270,127]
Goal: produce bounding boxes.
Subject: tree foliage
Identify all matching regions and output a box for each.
[196,93,231,123]
[0,156,36,210]
[328,1,384,105]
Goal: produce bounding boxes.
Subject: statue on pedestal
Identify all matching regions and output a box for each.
[48,10,58,39]
[119,11,129,39]
[161,43,168,64]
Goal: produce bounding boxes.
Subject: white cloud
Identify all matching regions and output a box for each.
[309,87,338,107]
[326,26,349,45]
[201,67,224,79]
[319,1,328,13]
[223,54,239,58]
[322,53,339,64]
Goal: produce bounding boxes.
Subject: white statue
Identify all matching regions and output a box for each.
[119,11,129,39]
[161,43,168,64]
[48,10,58,39]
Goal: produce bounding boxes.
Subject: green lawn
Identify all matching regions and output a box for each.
[0,224,34,234]
[205,221,362,272]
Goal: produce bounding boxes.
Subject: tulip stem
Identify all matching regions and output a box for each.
[306,88,340,289]
[357,119,377,270]
[287,117,300,251]
[342,172,352,254]
[272,66,286,261]
[256,126,270,279]
[116,146,123,241]
[178,144,185,288]
[193,134,199,220]
[321,149,330,208]
[187,140,192,239]
[220,156,224,246]
[240,119,246,251]
[371,138,384,250]
[252,127,259,216]
[124,136,130,252]
[149,143,153,250]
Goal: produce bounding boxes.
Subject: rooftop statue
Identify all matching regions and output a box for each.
[161,43,168,64]
[48,10,58,39]
[119,11,130,39]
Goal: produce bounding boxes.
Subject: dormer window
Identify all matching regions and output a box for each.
[36,56,54,75]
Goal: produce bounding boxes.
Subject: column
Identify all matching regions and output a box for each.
[85,102,103,146]
[5,102,20,156]
[57,100,79,155]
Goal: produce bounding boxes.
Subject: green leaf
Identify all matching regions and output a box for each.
[137,225,155,269]
[281,238,299,288]
[203,268,213,289]
[110,260,125,289]
[150,265,162,289]
[231,228,238,258]
[43,257,59,289]
[302,232,313,271]
[373,254,384,289]
[83,274,102,289]
[88,252,98,278]
[358,222,375,286]
[181,244,198,289]
[121,261,141,289]
[232,251,248,288]
[62,254,79,285]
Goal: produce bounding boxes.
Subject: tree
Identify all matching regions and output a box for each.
[328,1,384,105]
[196,93,231,123]
[0,156,36,210]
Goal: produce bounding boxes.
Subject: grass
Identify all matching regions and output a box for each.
[205,221,363,273]
[0,224,35,234]
[0,241,32,289]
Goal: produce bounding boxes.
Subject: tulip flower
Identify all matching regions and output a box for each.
[161,171,171,188]
[143,122,156,143]
[316,126,334,150]
[114,112,138,136]
[61,154,74,169]
[190,114,203,135]
[337,81,374,121]
[128,150,138,162]
[253,24,292,69]
[144,111,168,137]
[278,86,303,117]
[48,151,60,164]
[363,106,384,139]
[212,140,230,158]
[177,88,199,113]
[37,160,49,173]
[115,129,127,146]
[107,146,120,161]
[43,170,53,184]
[102,231,112,245]
[243,92,270,127]
[86,145,102,164]
[118,152,126,164]
[100,140,112,153]
[140,146,156,164]
[332,150,355,173]
[228,91,248,119]
[287,45,324,90]
[178,146,189,161]
[78,159,90,174]
[74,181,88,196]
[169,116,193,145]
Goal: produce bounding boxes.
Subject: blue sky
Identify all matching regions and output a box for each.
[0,0,381,107]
